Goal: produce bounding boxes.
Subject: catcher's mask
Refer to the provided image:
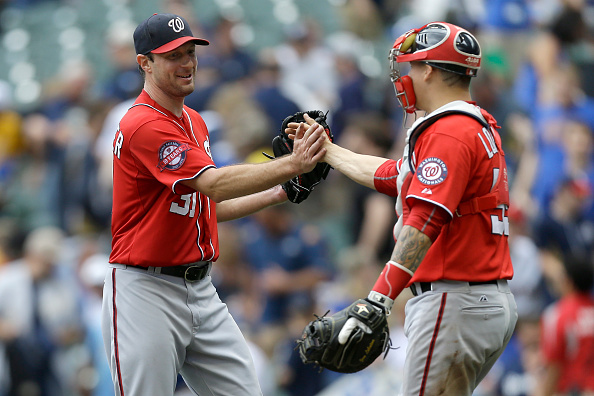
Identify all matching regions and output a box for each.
[389,22,481,113]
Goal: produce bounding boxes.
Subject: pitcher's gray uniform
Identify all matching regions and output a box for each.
[102,13,261,396]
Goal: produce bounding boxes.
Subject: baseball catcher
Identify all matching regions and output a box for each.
[294,21,517,396]
[266,110,333,203]
[296,298,391,373]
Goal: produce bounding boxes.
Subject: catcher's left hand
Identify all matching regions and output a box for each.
[265,110,333,204]
[296,298,391,373]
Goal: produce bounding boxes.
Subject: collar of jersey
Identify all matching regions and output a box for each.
[132,89,197,145]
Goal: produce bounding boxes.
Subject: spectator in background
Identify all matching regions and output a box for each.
[78,253,114,396]
[509,7,594,191]
[2,112,63,231]
[208,222,278,396]
[0,226,84,396]
[101,20,144,103]
[92,97,134,223]
[507,206,550,320]
[532,176,594,264]
[273,247,389,396]
[337,0,384,41]
[547,3,594,98]
[41,59,95,123]
[473,0,533,80]
[511,4,587,115]
[185,13,257,114]
[562,120,594,219]
[531,64,594,150]
[273,300,329,396]
[33,59,100,232]
[0,80,23,194]
[251,49,300,134]
[536,254,594,396]
[239,203,333,354]
[511,114,594,222]
[470,70,515,147]
[207,82,272,161]
[184,54,223,113]
[0,219,22,269]
[508,6,594,223]
[483,317,541,396]
[333,112,396,263]
[327,45,370,142]
[274,18,338,112]
[77,100,116,231]
[207,16,255,83]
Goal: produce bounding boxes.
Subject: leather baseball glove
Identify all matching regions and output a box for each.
[267,110,333,204]
[296,299,391,373]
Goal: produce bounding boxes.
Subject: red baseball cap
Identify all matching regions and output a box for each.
[133,13,209,55]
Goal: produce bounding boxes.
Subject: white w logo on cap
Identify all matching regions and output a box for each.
[168,17,185,32]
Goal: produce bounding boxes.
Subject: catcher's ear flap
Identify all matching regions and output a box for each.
[394,75,416,114]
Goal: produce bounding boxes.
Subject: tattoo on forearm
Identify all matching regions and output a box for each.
[392,226,432,273]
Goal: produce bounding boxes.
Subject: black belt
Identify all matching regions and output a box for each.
[410,280,498,297]
[128,262,211,282]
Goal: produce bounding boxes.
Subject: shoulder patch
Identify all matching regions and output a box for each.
[416,157,448,185]
[158,141,191,171]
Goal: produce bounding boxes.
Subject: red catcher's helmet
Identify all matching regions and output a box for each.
[391,22,481,78]
[389,22,481,113]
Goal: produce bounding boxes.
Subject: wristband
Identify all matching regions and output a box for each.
[367,291,395,314]
[371,260,413,301]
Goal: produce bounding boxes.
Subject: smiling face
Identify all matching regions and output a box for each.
[141,41,198,99]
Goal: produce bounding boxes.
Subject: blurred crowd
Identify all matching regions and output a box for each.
[1,0,594,395]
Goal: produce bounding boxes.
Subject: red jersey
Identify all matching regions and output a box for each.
[541,293,594,392]
[374,101,512,283]
[110,90,219,266]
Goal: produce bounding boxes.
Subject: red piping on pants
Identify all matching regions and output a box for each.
[419,292,447,396]
[112,268,125,396]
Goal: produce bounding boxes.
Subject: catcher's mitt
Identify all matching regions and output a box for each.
[269,110,333,204]
[296,299,391,373]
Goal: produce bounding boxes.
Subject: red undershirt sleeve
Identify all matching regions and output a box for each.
[404,199,450,242]
[373,159,399,197]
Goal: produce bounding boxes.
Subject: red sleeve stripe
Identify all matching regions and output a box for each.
[405,199,449,242]
[420,206,436,234]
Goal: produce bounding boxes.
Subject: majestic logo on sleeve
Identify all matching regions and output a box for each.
[158,141,191,171]
[417,157,448,185]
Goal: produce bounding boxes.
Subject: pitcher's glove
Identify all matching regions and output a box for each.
[296,299,391,373]
[268,110,333,203]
